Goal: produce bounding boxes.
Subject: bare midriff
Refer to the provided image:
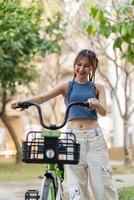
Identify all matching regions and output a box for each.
[67,119,100,131]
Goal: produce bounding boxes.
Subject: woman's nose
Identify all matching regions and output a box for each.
[79,65,84,71]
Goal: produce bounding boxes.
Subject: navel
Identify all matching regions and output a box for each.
[80,124,83,129]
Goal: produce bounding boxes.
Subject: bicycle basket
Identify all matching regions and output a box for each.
[22,131,80,164]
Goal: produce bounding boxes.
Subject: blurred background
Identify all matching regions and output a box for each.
[0,0,134,199]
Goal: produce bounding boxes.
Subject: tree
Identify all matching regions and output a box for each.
[84,0,134,164]
[0,0,64,162]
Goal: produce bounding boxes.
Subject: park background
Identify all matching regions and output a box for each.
[0,0,134,199]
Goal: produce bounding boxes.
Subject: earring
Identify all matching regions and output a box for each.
[89,71,93,80]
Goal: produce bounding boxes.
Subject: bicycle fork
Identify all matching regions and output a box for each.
[46,164,64,200]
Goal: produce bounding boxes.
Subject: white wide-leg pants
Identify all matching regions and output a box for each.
[66,128,118,200]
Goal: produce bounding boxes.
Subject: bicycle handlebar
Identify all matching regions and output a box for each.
[18,101,89,130]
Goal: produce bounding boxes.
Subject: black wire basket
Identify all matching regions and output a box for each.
[22,131,80,164]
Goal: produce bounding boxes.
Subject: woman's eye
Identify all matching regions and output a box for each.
[85,65,91,68]
[76,63,92,68]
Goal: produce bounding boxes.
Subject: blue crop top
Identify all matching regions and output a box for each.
[65,81,98,121]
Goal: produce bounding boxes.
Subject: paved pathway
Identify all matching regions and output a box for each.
[0,174,134,200]
[0,179,41,200]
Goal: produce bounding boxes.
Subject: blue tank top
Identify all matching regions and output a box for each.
[65,81,98,121]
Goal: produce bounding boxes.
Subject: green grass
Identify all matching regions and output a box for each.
[119,187,134,200]
[0,158,44,182]
[1,158,134,199]
[1,158,134,181]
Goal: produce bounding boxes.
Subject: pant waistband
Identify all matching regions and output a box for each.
[67,127,102,134]
[66,128,103,140]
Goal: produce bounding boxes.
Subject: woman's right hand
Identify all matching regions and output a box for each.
[11,101,21,109]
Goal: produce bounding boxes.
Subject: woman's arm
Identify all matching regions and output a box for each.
[87,84,107,116]
[11,82,68,109]
[96,84,107,116]
[28,82,67,104]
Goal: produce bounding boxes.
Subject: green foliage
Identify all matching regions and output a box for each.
[0,0,63,96]
[119,187,134,200]
[85,1,134,64]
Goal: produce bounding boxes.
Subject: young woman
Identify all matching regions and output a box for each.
[11,49,118,200]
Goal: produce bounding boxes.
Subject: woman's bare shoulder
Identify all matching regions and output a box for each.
[95,82,105,90]
[56,81,70,95]
[94,83,106,95]
[57,81,69,88]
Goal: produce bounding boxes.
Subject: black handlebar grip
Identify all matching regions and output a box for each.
[80,102,89,108]
[18,101,33,109]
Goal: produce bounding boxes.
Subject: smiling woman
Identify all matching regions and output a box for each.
[74,57,93,81]
[11,49,118,200]
[73,50,98,82]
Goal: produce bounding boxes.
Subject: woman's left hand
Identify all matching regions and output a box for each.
[87,98,99,109]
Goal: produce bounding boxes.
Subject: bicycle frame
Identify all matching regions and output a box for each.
[20,101,88,200]
[43,163,64,199]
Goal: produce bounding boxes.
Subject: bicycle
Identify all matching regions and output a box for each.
[18,101,88,200]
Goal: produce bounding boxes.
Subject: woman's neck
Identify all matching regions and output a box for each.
[75,77,88,84]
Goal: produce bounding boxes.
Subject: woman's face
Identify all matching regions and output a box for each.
[74,56,93,81]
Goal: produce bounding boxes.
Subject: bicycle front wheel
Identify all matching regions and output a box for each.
[40,177,56,200]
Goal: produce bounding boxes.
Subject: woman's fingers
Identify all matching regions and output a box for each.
[11,102,20,109]
[88,98,99,108]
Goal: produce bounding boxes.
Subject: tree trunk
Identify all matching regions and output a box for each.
[1,115,22,163]
[124,120,132,165]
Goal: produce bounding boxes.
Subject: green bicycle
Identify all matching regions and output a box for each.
[18,101,88,200]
